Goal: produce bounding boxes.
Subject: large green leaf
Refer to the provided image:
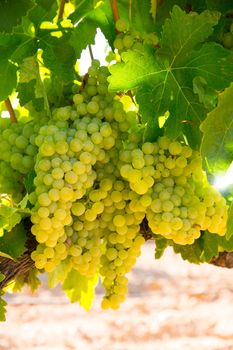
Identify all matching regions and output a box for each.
[69,19,97,58]
[117,0,156,33]
[109,6,233,143]
[24,170,36,194]
[28,0,58,29]
[62,270,98,310]
[87,4,115,46]
[172,232,224,264]
[0,204,22,233]
[172,239,203,264]
[0,223,27,260]
[0,30,36,101]
[69,0,100,23]
[201,83,233,174]
[41,33,76,83]
[0,60,17,101]
[206,0,233,13]
[200,232,219,262]
[17,56,49,112]
[0,0,34,33]
[219,233,233,252]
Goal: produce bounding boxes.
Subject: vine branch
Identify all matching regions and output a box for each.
[110,0,120,22]
[58,0,67,21]
[4,98,17,124]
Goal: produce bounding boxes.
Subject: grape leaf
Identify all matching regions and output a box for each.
[154,235,168,259]
[71,1,115,46]
[0,0,34,33]
[109,6,233,143]
[172,239,203,264]
[117,0,156,33]
[27,269,41,293]
[0,59,17,101]
[41,33,76,83]
[28,0,58,28]
[24,170,36,194]
[200,232,219,262]
[86,4,115,46]
[18,195,29,211]
[0,30,36,101]
[201,83,233,174]
[226,202,233,240]
[0,294,7,322]
[206,0,233,13]
[218,233,233,252]
[69,0,100,23]
[155,0,227,32]
[62,270,98,310]
[47,259,72,288]
[11,275,25,293]
[0,205,22,232]
[69,19,96,58]
[0,223,27,260]
[193,76,217,110]
[17,81,43,111]
[17,56,48,112]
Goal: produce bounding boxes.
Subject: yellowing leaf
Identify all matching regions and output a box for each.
[201,83,233,173]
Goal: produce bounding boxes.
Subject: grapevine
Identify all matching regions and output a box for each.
[0,0,233,320]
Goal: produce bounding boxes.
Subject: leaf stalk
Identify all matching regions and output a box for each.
[4,98,17,124]
[110,0,120,22]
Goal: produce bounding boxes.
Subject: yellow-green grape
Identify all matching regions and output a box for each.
[115,19,127,33]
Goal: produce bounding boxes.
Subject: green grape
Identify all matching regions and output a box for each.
[115,19,127,32]
[87,101,99,114]
[222,32,233,49]
[123,35,134,48]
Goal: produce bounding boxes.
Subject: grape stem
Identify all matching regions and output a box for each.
[129,0,132,21]
[110,0,120,22]
[4,98,17,124]
[58,0,67,21]
[88,45,94,61]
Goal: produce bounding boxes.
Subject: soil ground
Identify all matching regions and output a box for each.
[1,242,233,350]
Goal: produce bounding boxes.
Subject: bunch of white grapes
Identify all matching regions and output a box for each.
[119,136,228,245]
[24,59,227,309]
[30,114,117,272]
[0,117,45,202]
[112,19,159,55]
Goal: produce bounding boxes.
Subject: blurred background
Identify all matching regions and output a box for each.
[1,241,233,350]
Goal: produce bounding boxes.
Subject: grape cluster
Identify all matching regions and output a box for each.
[119,136,228,245]
[95,142,145,309]
[113,19,159,56]
[0,118,43,201]
[29,60,147,308]
[30,115,116,272]
[23,60,227,309]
